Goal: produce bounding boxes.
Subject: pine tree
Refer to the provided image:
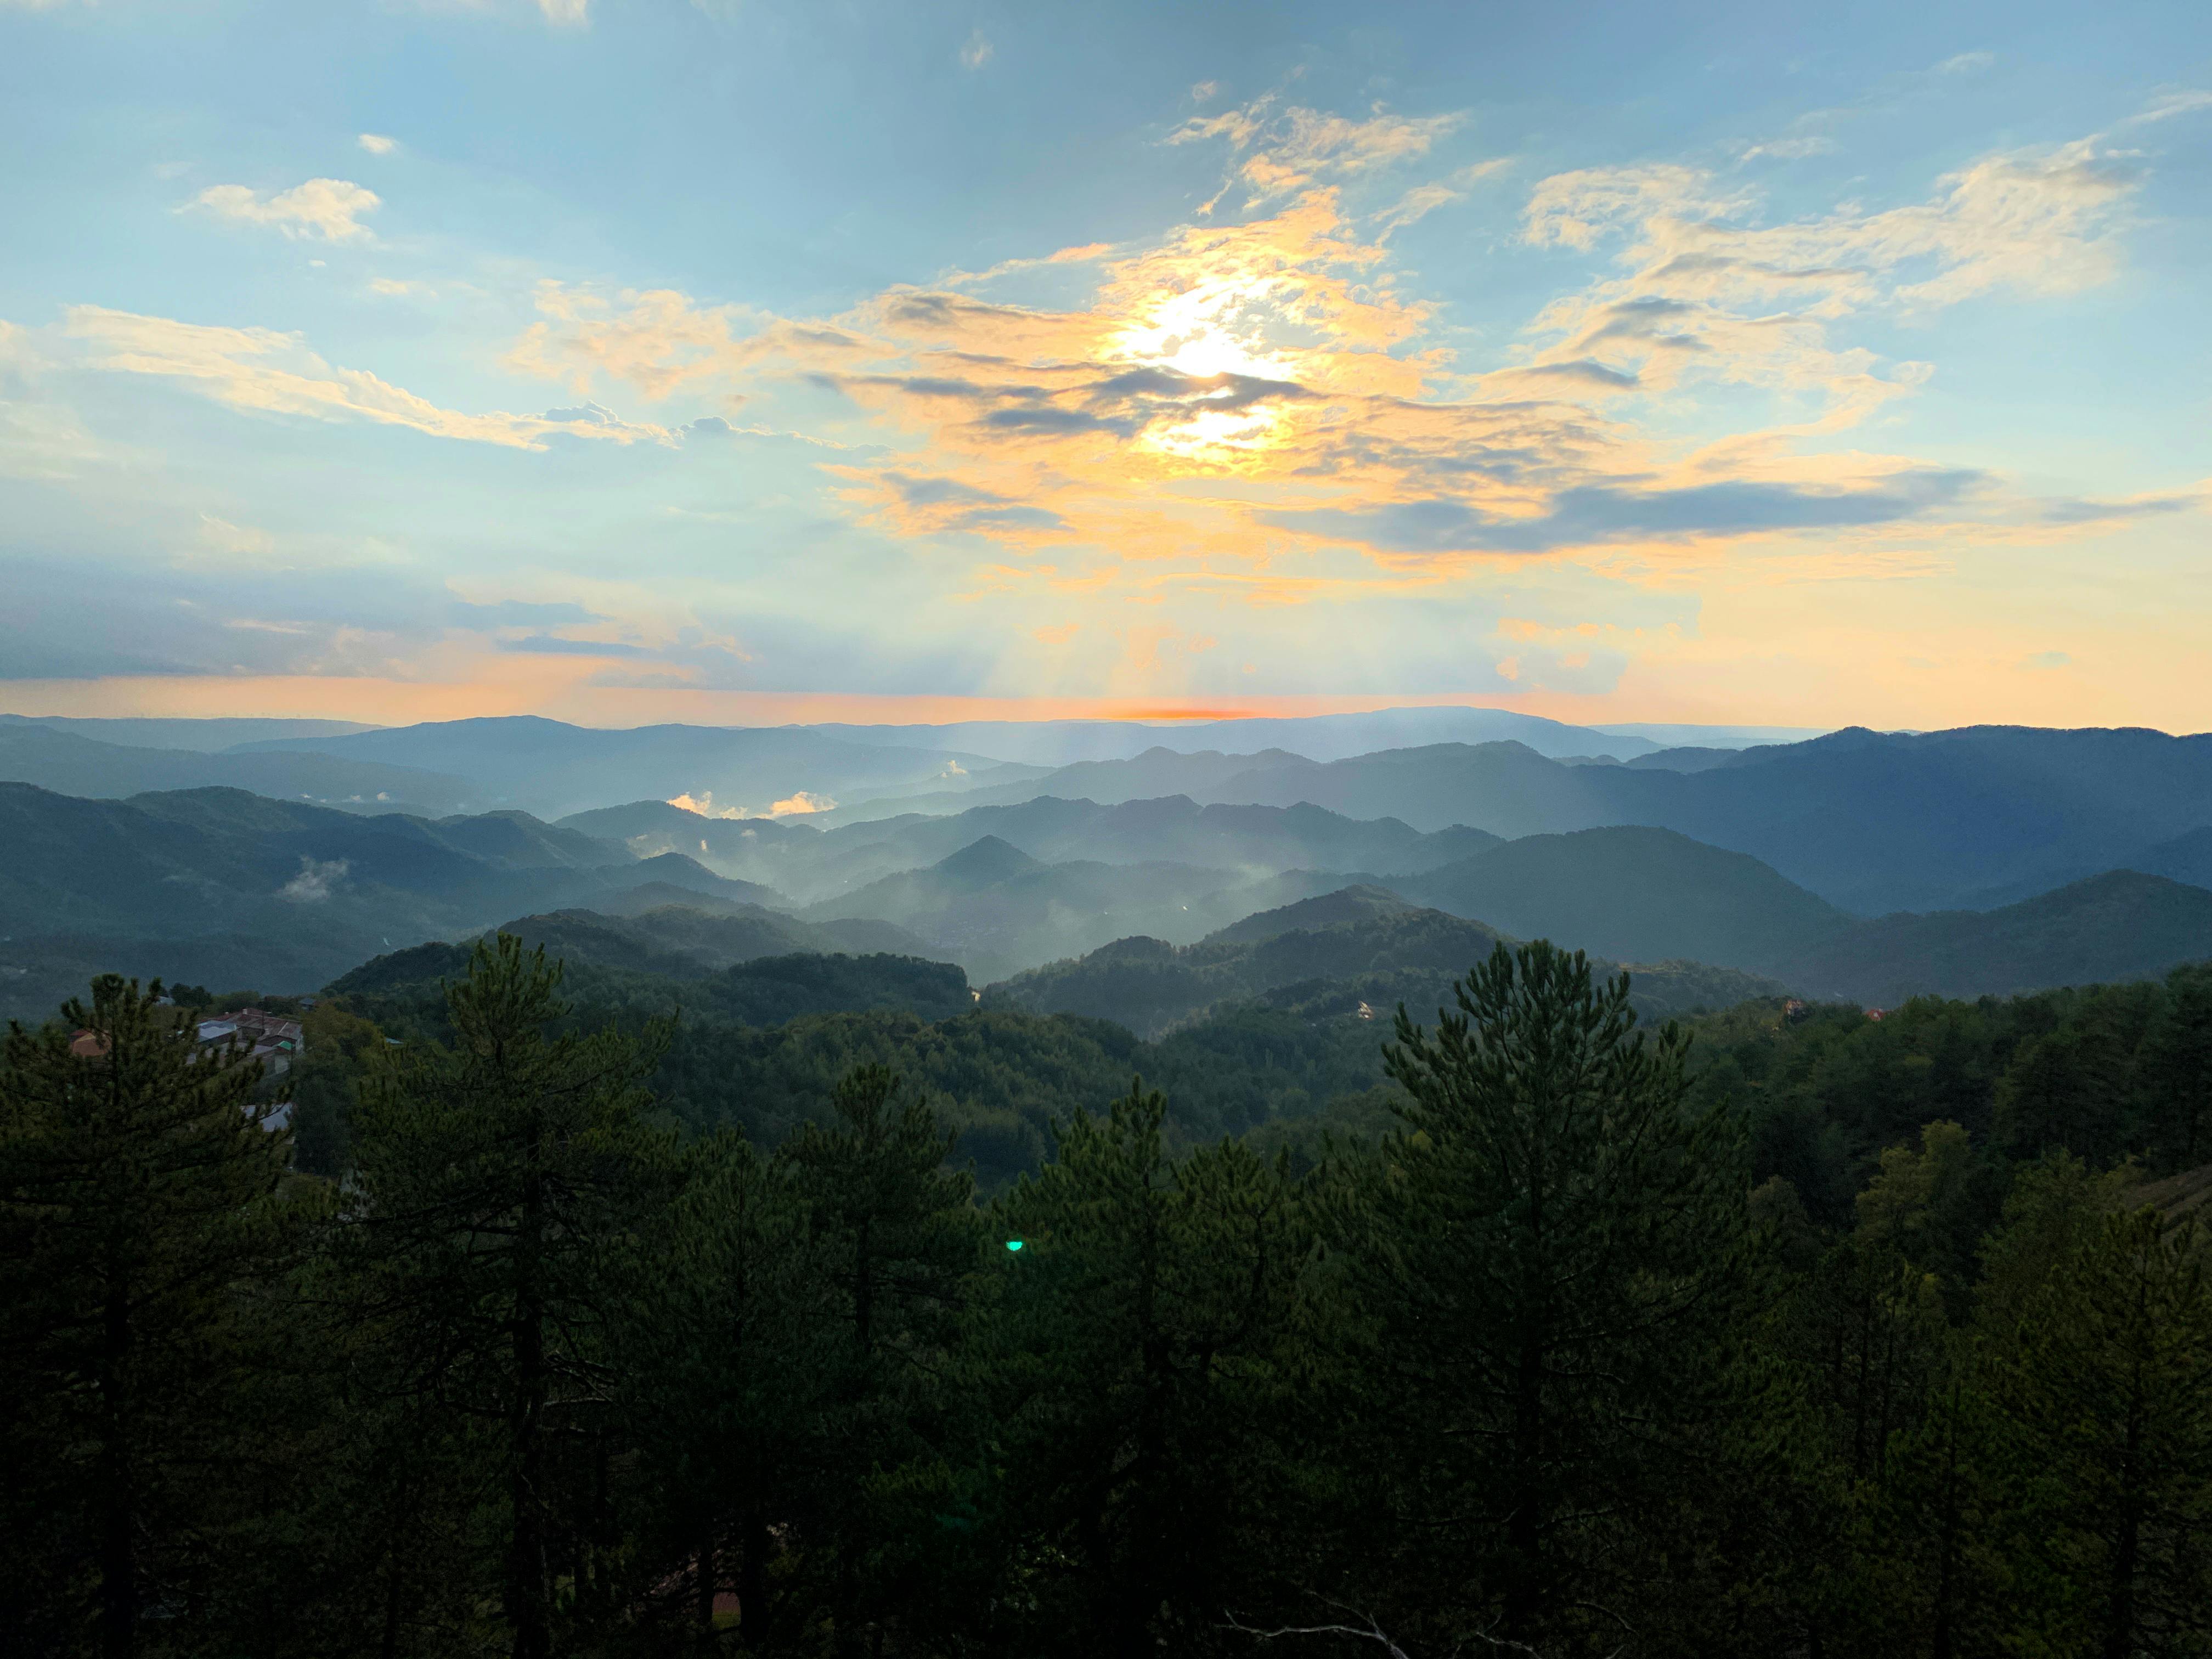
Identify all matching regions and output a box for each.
[985,1079,1308,1656]
[1995,1023,2128,1167]
[619,1130,834,1652]
[2138,965,2212,1175]
[1327,941,1751,1655]
[1984,1204,2212,1657]
[340,935,674,1659]
[0,974,300,1659]
[780,1063,978,1657]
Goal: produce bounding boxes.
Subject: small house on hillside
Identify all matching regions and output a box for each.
[199,1007,305,1076]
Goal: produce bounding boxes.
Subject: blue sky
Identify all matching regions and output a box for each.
[2,0,2208,730]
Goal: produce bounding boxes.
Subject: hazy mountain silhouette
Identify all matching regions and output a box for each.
[562,792,1499,902]
[799,704,1671,768]
[235,715,1021,819]
[797,836,1349,983]
[0,722,473,815]
[1,714,379,752]
[1391,826,1853,970]
[1176,727,2212,913]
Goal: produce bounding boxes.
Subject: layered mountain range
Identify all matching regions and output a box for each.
[3,709,2209,1028]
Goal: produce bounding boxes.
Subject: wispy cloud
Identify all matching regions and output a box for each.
[65,306,672,449]
[357,133,399,156]
[959,27,992,70]
[497,105,2181,607]
[2127,88,2212,125]
[1172,93,1466,212]
[1737,134,1839,163]
[187,178,382,242]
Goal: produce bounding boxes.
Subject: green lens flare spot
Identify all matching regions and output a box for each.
[1005,1239,1024,1252]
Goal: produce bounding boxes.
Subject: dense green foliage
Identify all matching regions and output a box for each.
[6,941,2212,1657]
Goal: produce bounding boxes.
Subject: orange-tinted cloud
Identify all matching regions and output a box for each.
[494,108,2193,676]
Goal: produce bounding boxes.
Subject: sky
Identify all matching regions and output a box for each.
[1,0,2208,733]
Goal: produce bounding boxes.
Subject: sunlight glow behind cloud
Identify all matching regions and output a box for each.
[4,8,2209,731]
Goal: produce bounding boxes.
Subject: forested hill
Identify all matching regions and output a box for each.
[0,784,788,1022]
[1389,824,1853,968]
[982,891,1784,1038]
[17,935,2212,1656]
[1771,870,2212,1003]
[311,937,1383,1187]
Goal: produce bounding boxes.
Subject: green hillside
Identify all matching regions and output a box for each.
[1772,870,2212,1003]
[1393,824,1853,969]
[983,891,1784,1038]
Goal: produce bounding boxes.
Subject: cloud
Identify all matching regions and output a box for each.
[1508,129,2146,421]
[1526,137,2141,311]
[447,596,606,627]
[487,94,2191,665]
[500,635,657,657]
[1738,135,1839,163]
[0,554,614,682]
[357,133,399,156]
[1267,470,1982,555]
[65,306,673,450]
[2020,650,2071,669]
[189,513,286,568]
[959,27,992,69]
[1373,160,1509,236]
[2128,89,2212,125]
[1936,51,1995,74]
[504,281,837,398]
[280,856,349,903]
[538,0,589,22]
[662,787,835,819]
[187,178,382,242]
[1172,94,1465,210]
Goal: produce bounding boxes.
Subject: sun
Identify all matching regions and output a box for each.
[1112,271,1305,460]
[1111,274,1299,381]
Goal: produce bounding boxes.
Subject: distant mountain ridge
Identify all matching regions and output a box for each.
[16,714,2210,922]
[1136,726,2212,913]
[798,704,1673,766]
[1,714,381,751]
[0,722,475,815]
[560,792,1500,902]
[235,715,1028,820]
